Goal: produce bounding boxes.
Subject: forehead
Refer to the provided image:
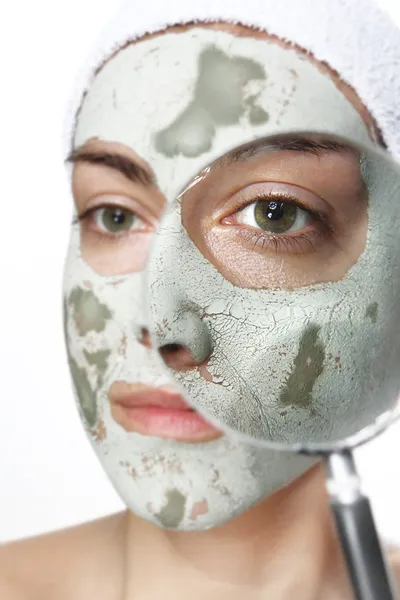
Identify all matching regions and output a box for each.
[74,25,372,198]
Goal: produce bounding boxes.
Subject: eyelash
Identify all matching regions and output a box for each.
[72,204,128,224]
[224,192,334,255]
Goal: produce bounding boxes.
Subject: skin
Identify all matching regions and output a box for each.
[2,22,399,600]
[2,466,400,599]
[71,139,165,275]
[181,139,368,289]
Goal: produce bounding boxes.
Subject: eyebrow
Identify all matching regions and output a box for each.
[220,137,357,167]
[66,149,155,186]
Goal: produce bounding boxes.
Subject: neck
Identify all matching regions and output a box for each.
[122,463,342,599]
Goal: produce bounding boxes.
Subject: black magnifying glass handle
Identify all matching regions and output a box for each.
[325,450,397,600]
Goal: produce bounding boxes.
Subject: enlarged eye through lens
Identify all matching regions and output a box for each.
[237,197,311,234]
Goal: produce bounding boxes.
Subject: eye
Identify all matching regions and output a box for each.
[91,206,145,234]
[235,198,312,234]
[74,206,148,234]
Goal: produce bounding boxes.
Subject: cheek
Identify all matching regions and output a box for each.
[201,220,368,290]
[204,228,293,288]
[80,232,154,276]
[67,286,112,336]
[63,287,114,429]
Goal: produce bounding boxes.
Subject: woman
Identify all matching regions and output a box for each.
[2,0,400,598]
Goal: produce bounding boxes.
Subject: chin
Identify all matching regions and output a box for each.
[87,417,317,530]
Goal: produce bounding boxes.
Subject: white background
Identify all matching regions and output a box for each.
[0,0,400,543]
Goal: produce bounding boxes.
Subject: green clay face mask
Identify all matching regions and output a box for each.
[64,27,379,530]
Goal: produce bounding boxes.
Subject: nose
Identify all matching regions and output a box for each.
[137,317,212,371]
[145,203,213,372]
[158,309,213,370]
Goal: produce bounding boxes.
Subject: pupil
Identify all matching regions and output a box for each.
[266,201,285,220]
[112,209,126,224]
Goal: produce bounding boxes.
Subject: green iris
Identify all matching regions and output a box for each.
[254,200,297,233]
[101,208,136,233]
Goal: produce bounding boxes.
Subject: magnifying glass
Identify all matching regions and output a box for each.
[145,133,400,600]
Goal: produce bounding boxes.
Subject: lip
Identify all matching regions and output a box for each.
[109,383,222,442]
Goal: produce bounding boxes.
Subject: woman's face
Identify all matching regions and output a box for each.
[64,23,383,530]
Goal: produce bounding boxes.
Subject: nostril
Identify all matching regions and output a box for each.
[138,327,152,349]
[159,343,199,370]
[160,344,181,354]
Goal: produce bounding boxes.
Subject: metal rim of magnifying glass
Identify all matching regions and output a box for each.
[146,133,400,457]
[189,398,400,456]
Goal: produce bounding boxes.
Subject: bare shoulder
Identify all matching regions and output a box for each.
[0,512,127,600]
[388,547,400,591]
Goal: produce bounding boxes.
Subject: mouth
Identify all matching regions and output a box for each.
[109,382,222,443]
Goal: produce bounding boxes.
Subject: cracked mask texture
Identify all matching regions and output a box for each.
[63,25,397,530]
[147,149,400,445]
